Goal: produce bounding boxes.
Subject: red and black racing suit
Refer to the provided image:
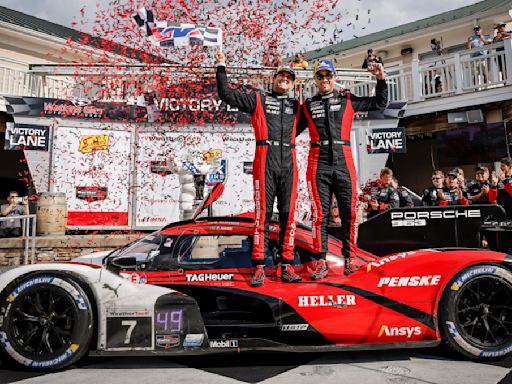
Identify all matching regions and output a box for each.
[299,82,388,259]
[498,176,512,219]
[216,65,301,265]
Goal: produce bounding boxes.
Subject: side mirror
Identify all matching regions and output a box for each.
[106,256,138,273]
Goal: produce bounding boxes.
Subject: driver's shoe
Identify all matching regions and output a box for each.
[344,257,355,276]
[281,264,302,283]
[310,259,328,280]
[250,265,265,287]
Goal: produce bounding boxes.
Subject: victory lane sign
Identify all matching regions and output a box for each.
[367,127,407,154]
[4,122,50,151]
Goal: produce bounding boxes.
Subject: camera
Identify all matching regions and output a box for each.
[362,48,383,69]
[14,197,24,204]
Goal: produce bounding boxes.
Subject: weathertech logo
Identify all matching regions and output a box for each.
[298,295,356,308]
[378,275,441,288]
[378,325,422,338]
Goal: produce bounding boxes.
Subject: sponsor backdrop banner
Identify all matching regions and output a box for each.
[51,127,132,227]
[367,127,407,154]
[135,131,255,227]
[4,122,50,150]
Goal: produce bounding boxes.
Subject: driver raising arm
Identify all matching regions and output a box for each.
[215,51,302,287]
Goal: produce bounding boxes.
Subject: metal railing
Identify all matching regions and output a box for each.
[1,39,511,105]
[0,214,36,264]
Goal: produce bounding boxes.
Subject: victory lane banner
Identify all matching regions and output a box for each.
[4,122,50,151]
[367,127,407,154]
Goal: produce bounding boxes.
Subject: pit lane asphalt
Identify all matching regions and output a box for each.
[1,346,511,383]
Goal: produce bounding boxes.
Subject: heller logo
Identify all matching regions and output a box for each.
[186,273,234,282]
[298,295,356,308]
[378,325,422,338]
[378,275,441,288]
[209,339,238,348]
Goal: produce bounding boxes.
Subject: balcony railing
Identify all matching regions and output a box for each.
[1,39,511,106]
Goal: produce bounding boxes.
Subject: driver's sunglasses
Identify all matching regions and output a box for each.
[476,172,485,176]
[432,177,443,180]
[316,73,334,81]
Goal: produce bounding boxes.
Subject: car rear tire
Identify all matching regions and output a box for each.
[440,264,512,360]
[0,273,93,370]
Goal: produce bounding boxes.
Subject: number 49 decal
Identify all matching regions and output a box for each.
[106,317,152,349]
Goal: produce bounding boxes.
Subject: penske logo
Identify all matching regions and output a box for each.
[378,325,422,338]
[378,275,441,288]
[186,273,234,282]
[298,295,356,308]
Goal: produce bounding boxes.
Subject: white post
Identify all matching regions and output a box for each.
[453,52,464,94]
[411,59,421,102]
[504,39,512,85]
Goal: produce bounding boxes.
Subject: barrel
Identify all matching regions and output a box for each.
[36,192,68,236]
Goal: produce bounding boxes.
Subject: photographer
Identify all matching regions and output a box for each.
[0,191,29,238]
[290,53,309,70]
[361,168,399,219]
[468,166,498,204]
[439,171,470,206]
[422,170,450,206]
[362,49,383,69]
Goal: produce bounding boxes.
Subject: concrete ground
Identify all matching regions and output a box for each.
[1,347,511,384]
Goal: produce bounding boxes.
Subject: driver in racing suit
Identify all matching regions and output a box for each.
[298,59,387,278]
[215,51,302,287]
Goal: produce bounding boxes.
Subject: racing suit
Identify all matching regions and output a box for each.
[299,81,388,258]
[438,189,470,206]
[361,180,400,219]
[497,177,512,218]
[467,182,498,204]
[397,186,414,208]
[422,187,450,206]
[216,65,301,265]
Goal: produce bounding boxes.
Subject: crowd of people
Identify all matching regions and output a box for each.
[353,158,512,221]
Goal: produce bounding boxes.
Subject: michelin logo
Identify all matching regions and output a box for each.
[451,267,497,291]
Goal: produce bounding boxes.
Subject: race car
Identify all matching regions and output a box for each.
[1,186,511,370]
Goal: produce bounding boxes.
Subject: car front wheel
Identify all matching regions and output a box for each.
[0,273,93,370]
[440,264,512,360]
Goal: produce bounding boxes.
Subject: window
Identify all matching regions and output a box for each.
[178,235,252,269]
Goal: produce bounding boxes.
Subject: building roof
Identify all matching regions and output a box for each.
[0,5,170,64]
[304,0,512,60]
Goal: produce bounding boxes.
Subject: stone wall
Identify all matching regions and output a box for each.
[0,234,142,266]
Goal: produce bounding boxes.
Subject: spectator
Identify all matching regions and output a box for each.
[441,171,471,206]
[422,170,450,206]
[451,167,468,190]
[289,53,309,70]
[391,177,414,208]
[497,157,512,218]
[360,168,400,218]
[493,22,511,76]
[0,191,29,238]
[467,166,498,204]
[467,25,491,57]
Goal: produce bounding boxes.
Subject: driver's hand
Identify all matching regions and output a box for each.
[215,51,226,65]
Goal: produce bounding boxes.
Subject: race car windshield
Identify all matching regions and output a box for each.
[115,232,164,262]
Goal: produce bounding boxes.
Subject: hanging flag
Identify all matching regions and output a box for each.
[132,7,222,47]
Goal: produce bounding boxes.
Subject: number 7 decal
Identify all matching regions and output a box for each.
[122,320,137,344]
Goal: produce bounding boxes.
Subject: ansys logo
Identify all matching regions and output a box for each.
[378,325,422,338]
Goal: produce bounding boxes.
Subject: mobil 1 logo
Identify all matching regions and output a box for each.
[106,309,152,349]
